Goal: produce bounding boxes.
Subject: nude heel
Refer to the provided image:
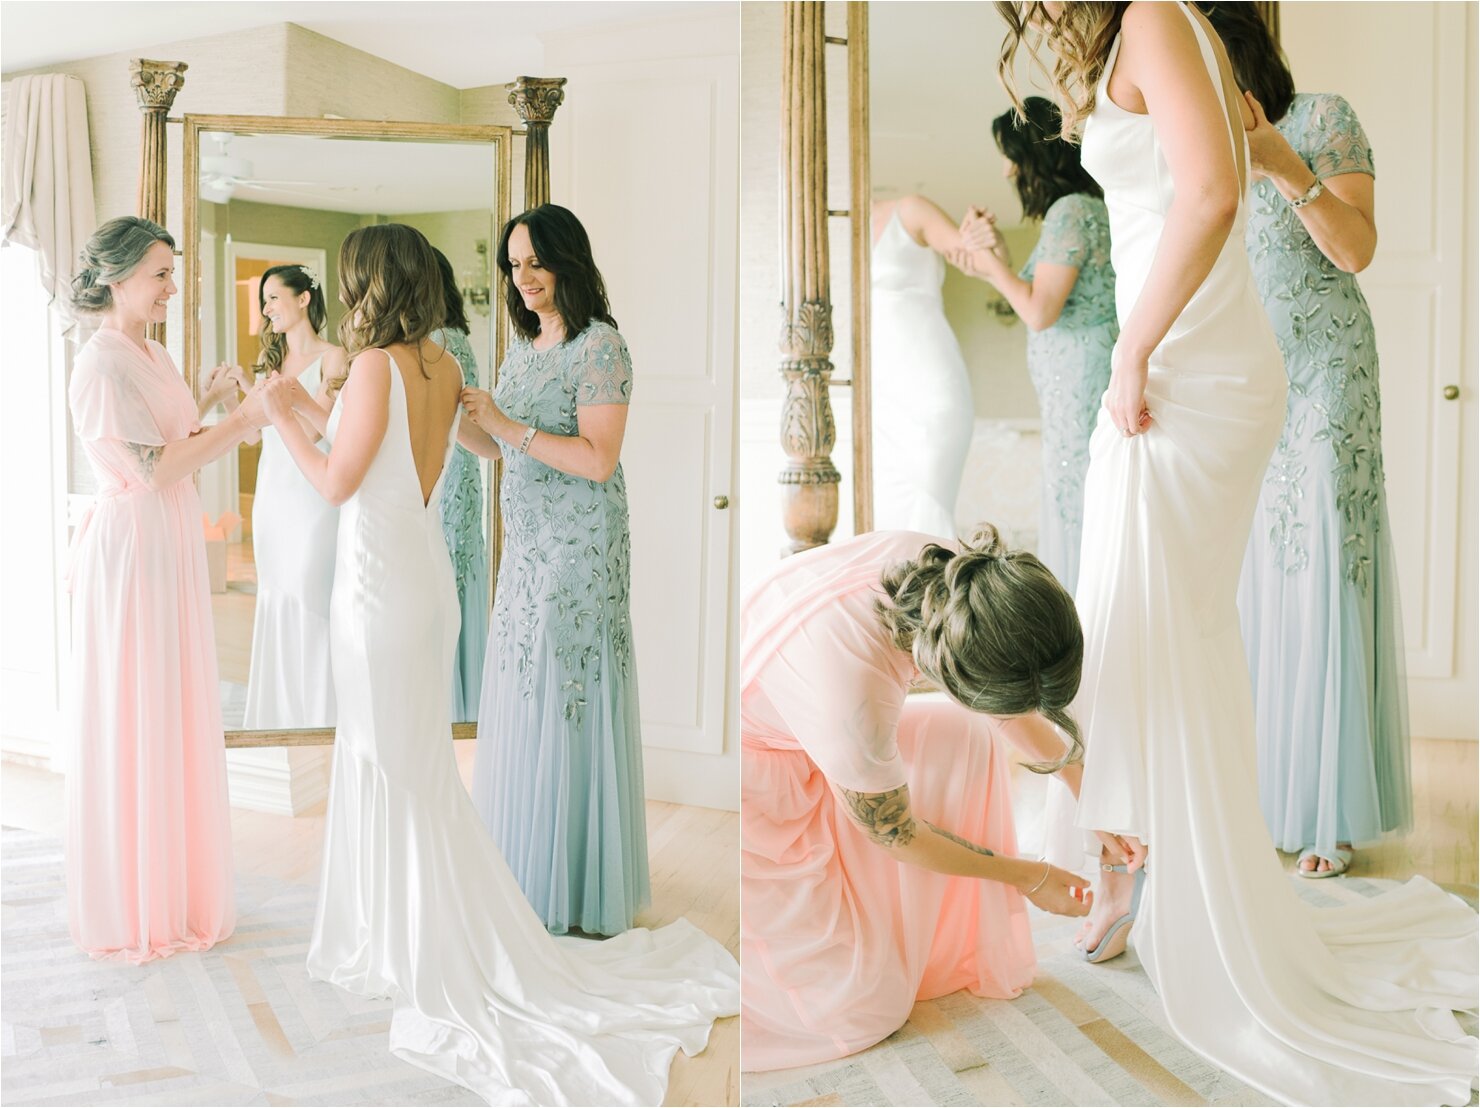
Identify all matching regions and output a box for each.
[1082,863,1146,964]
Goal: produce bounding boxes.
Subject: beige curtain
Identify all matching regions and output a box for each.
[2,74,95,326]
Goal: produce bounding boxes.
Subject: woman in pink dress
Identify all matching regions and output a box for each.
[66,216,266,963]
[741,526,1091,1070]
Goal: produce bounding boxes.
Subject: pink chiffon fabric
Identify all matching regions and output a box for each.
[741,530,1036,1071]
[65,329,236,964]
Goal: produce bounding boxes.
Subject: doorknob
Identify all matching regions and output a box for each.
[713,495,730,510]
[1443,385,1460,401]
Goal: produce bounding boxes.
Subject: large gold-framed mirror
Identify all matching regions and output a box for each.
[181,114,513,745]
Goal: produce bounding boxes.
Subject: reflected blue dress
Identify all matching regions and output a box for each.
[431,327,488,722]
[470,320,650,935]
[1237,92,1412,858]
[1021,192,1117,595]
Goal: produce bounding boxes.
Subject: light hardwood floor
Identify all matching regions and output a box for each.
[1,748,739,1108]
[1009,737,1478,894]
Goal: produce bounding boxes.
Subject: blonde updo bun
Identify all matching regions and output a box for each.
[877,522,1084,771]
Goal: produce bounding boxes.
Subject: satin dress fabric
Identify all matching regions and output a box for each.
[869,211,975,539]
[741,530,1036,1071]
[1045,7,1479,1104]
[65,329,236,963]
[242,354,338,729]
[305,355,738,1106]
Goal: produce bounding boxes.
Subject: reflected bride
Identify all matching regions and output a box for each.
[258,221,737,1105]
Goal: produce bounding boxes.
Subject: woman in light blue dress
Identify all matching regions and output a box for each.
[955,96,1117,596]
[458,205,648,935]
[1206,3,1411,877]
[429,248,488,722]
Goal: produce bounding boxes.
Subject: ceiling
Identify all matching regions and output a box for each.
[199,131,496,213]
[1,1,719,88]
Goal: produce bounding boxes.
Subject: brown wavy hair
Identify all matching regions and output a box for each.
[254,264,327,377]
[329,223,447,393]
[876,523,1085,772]
[996,1,1130,140]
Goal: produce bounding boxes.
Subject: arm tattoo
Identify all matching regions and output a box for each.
[924,821,996,857]
[839,784,917,847]
[124,442,163,482]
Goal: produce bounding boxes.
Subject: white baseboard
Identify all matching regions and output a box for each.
[225,747,329,816]
[643,744,738,812]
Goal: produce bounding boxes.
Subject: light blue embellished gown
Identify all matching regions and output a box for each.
[431,326,488,722]
[470,320,649,935]
[1237,92,1412,858]
[1021,192,1117,595]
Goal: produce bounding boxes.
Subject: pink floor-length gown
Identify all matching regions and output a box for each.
[741,530,1036,1071]
[66,328,236,963]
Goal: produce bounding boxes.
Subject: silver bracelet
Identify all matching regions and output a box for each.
[1026,859,1051,896]
[1288,176,1325,210]
[518,425,537,454]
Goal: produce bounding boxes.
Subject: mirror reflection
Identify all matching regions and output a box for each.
[867,3,1105,581]
[193,130,500,729]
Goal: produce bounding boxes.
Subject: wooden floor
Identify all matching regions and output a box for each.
[1,747,740,1108]
[1009,737,1478,894]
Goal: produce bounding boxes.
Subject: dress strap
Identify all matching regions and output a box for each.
[1171,0,1248,196]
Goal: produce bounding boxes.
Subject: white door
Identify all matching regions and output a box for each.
[1284,2,1477,740]
[549,52,741,807]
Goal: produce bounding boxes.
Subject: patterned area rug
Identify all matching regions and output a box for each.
[1,828,482,1106]
[742,876,1479,1108]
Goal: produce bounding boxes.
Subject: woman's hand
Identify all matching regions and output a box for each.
[1106,344,1153,437]
[1021,860,1093,917]
[1242,91,1303,184]
[1095,831,1148,873]
[261,376,297,425]
[959,206,1003,254]
[236,380,270,429]
[460,387,506,437]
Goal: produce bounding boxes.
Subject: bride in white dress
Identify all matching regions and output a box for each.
[869,195,976,538]
[986,3,1477,1104]
[240,264,344,729]
[260,223,737,1107]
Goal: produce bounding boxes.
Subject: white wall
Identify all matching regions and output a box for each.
[544,7,741,811]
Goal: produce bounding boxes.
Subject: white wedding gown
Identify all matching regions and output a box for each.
[306,355,739,1106]
[242,355,338,729]
[1046,5,1479,1105]
[870,209,974,538]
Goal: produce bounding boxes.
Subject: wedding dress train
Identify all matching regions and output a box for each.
[1047,6,1478,1104]
[306,354,738,1106]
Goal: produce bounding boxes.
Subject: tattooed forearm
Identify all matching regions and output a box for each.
[839,785,917,847]
[125,441,163,483]
[924,821,995,857]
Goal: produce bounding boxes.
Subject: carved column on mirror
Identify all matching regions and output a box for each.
[130,58,186,346]
[1254,1,1280,41]
[778,1,840,554]
[507,77,566,210]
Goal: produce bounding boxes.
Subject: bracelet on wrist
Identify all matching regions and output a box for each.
[518,425,538,454]
[1287,176,1325,210]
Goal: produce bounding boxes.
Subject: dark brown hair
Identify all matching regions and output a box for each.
[996,1,1130,140]
[331,223,446,391]
[993,96,1103,220]
[1198,2,1294,123]
[430,246,470,334]
[497,204,616,343]
[254,264,327,376]
[876,523,1084,771]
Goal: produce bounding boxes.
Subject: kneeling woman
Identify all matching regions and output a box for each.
[741,526,1089,1070]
